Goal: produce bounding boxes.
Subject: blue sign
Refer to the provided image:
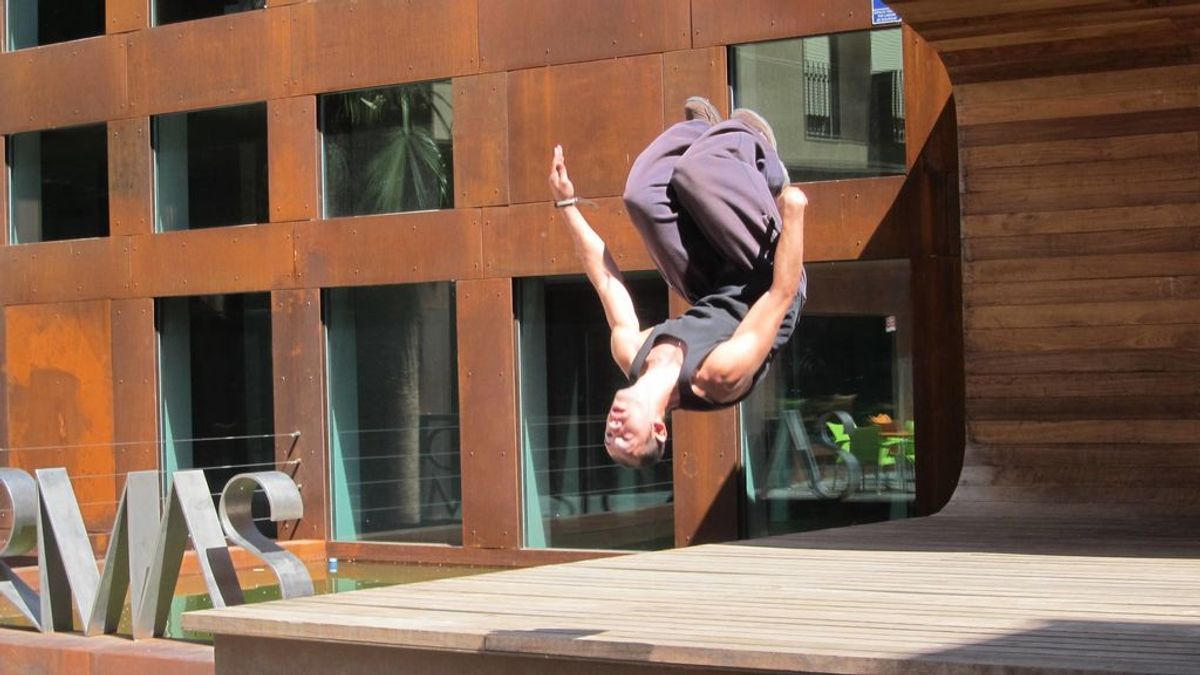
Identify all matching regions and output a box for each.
[872,0,900,25]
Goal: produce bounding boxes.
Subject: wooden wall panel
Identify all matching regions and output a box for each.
[0,35,127,134]
[477,0,690,71]
[292,0,478,96]
[507,55,664,204]
[5,300,116,530]
[453,73,510,208]
[295,210,482,288]
[0,313,8,459]
[110,298,157,478]
[481,200,655,279]
[457,278,521,549]
[691,0,873,48]
[108,117,153,237]
[662,48,729,125]
[129,223,297,297]
[126,9,290,116]
[271,289,327,541]
[268,96,319,223]
[892,0,1200,518]
[0,238,130,306]
[107,0,149,34]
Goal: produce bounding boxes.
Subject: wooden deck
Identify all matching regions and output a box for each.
[185,515,1200,674]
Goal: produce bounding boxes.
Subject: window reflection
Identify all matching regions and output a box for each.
[321,81,454,218]
[732,28,906,181]
[326,283,461,545]
[518,275,673,551]
[741,261,914,538]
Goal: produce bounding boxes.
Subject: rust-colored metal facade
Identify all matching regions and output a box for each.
[0,0,961,563]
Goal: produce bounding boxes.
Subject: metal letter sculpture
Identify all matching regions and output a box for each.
[0,468,314,639]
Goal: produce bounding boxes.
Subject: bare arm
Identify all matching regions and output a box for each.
[693,186,807,402]
[549,146,647,374]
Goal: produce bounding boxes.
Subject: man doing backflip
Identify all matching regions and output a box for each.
[548,98,808,468]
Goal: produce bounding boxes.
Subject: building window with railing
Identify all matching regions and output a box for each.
[517,275,674,551]
[325,283,461,545]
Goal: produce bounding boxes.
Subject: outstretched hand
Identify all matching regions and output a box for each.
[548,145,575,201]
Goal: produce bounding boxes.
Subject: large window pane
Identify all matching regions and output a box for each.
[158,293,275,509]
[154,0,264,26]
[7,0,104,49]
[518,275,673,551]
[155,103,268,231]
[326,283,461,545]
[732,28,905,181]
[321,81,454,218]
[8,124,109,243]
[741,260,914,539]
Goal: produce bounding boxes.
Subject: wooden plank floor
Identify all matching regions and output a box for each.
[185,515,1200,674]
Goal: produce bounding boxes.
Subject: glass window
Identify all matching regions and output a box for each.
[740,260,915,539]
[321,81,454,218]
[7,0,104,50]
[154,0,264,26]
[154,103,268,231]
[325,283,461,545]
[157,293,275,515]
[731,28,905,181]
[518,275,673,551]
[8,124,109,243]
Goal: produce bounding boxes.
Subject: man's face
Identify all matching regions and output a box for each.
[604,388,665,467]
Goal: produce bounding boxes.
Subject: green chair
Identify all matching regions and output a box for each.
[848,426,895,492]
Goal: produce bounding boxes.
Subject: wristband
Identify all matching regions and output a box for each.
[554,197,580,208]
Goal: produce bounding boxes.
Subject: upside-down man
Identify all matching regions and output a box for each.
[548,98,808,468]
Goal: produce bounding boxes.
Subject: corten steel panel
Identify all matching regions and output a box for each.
[110,298,157,479]
[453,72,510,208]
[904,27,954,172]
[0,238,131,306]
[477,0,690,71]
[0,35,128,134]
[481,200,655,279]
[0,313,8,459]
[107,0,149,34]
[108,118,154,237]
[911,256,965,516]
[129,223,297,297]
[294,209,483,288]
[667,289,741,547]
[271,289,328,541]
[5,300,117,530]
[291,0,478,96]
[126,8,290,116]
[457,278,521,549]
[662,48,729,126]
[507,55,665,204]
[268,96,319,223]
[799,176,909,262]
[691,0,874,48]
